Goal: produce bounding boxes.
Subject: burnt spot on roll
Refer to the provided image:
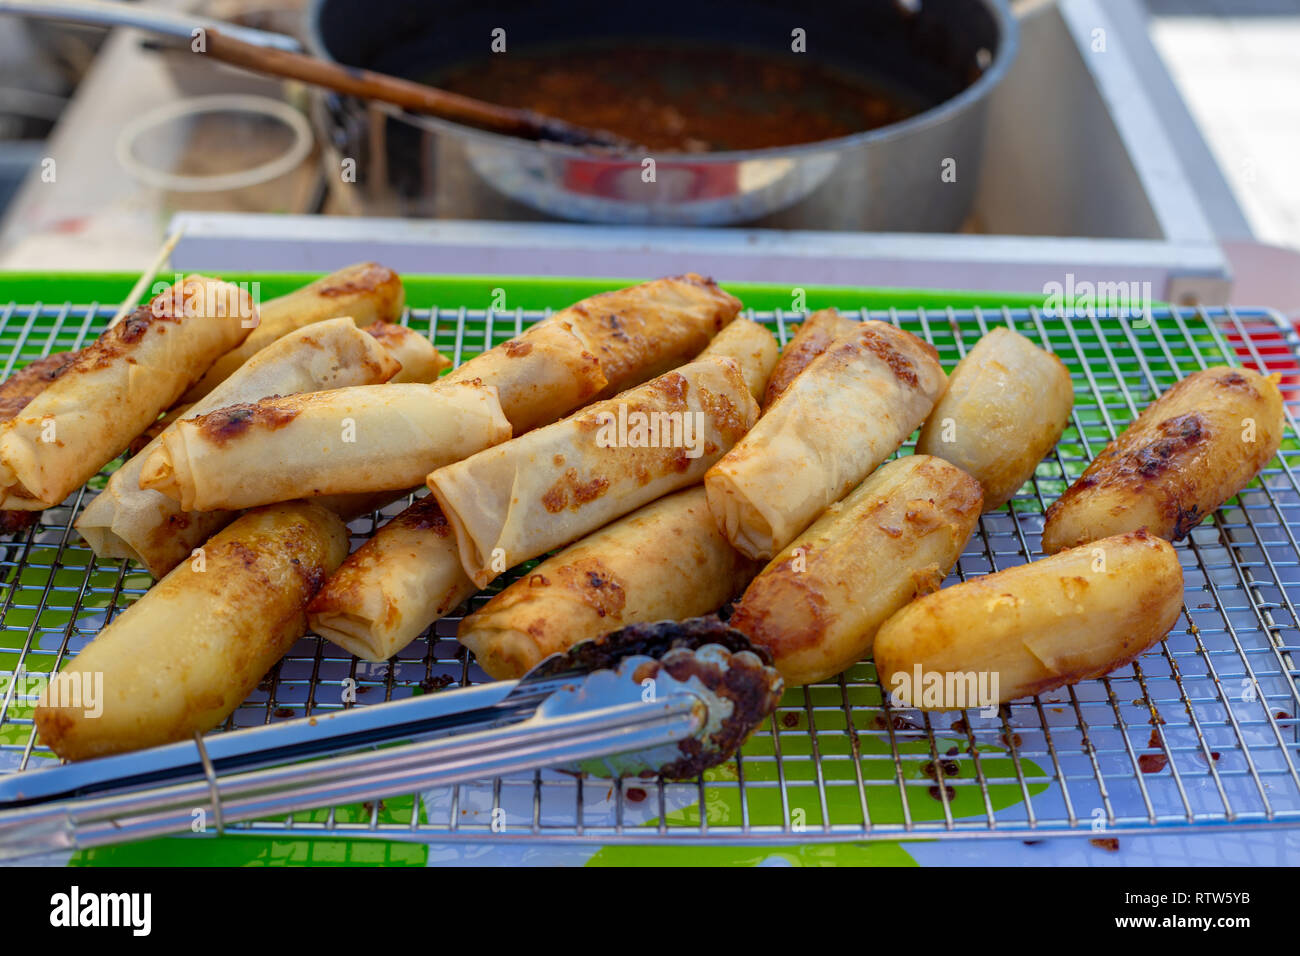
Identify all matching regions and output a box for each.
[603,313,629,341]
[850,323,931,387]
[554,557,627,619]
[1047,413,1209,527]
[697,381,751,439]
[1134,414,1205,478]
[1214,368,1262,399]
[317,262,400,298]
[197,400,301,444]
[648,370,689,405]
[541,468,609,513]
[504,339,534,358]
[395,495,453,536]
[0,351,80,421]
[363,322,403,345]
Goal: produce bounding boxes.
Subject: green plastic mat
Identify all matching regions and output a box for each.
[2,272,1297,867]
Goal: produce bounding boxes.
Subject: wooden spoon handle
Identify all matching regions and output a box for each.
[203,28,634,150]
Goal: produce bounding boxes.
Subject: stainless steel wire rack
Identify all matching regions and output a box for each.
[1,297,1299,847]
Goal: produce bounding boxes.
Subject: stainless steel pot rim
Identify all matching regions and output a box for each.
[304,0,1019,163]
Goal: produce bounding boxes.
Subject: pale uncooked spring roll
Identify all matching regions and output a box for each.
[35,501,348,761]
[705,321,947,560]
[728,456,983,686]
[364,321,451,383]
[0,276,254,510]
[762,308,859,410]
[430,355,758,587]
[307,494,474,661]
[76,317,402,577]
[458,486,761,680]
[916,326,1074,511]
[140,381,511,511]
[181,262,405,401]
[698,318,779,401]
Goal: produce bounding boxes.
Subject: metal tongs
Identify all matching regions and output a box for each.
[0,618,782,859]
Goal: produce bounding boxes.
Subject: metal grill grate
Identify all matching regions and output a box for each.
[1,299,1299,845]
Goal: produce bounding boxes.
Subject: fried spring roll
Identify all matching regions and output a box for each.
[698,318,780,401]
[575,274,741,398]
[875,530,1184,707]
[457,486,761,680]
[915,327,1074,511]
[439,275,739,433]
[430,355,758,587]
[705,321,947,560]
[0,276,255,510]
[305,297,756,661]
[1041,366,1284,554]
[140,381,510,511]
[441,319,606,434]
[762,308,859,410]
[307,495,474,661]
[76,317,402,576]
[35,502,348,760]
[181,262,405,401]
[0,352,80,531]
[363,321,451,383]
[728,456,982,685]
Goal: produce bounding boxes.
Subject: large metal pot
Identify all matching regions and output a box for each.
[307,0,1017,230]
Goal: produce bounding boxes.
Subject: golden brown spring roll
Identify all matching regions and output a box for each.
[705,321,947,560]
[181,262,405,402]
[76,317,402,577]
[35,501,348,761]
[575,274,741,398]
[140,381,511,511]
[0,351,80,420]
[364,321,451,383]
[441,319,606,434]
[762,309,859,410]
[0,276,255,510]
[439,275,739,433]
[458,486,761,680]
[698,318,780,401]
[875,530,1184,707]
[307,495,474,661]
[0,351,80,531]
[430,355,758,587]
[728,456,982,686]
[915,327,1074,512]
[1041,366,1285,554]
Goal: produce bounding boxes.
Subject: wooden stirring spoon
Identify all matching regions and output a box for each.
[0,0,637,150]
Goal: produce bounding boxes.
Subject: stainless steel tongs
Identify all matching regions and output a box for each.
[0,618,782,859]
